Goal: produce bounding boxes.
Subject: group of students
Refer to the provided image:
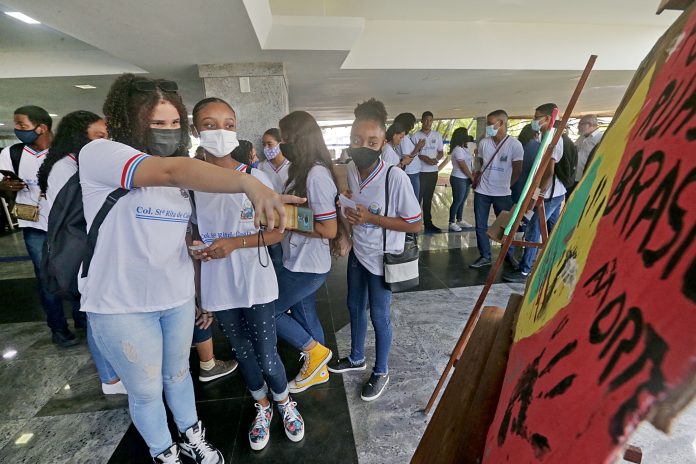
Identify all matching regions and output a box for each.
[0,73,422,464]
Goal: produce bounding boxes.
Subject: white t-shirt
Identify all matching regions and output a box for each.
[474,136,524,197]
[44,154,78,213]
[575,130,603,182]
[78,139,194,314]
[398,135,421,175]
[282,164,337,274]
[259,158,290,194]
[347,160,422,275]
[543,136,566,199]
[0,145,49,230]
[450,146,473,180]
[381,144,401,166]
[194,164,278,311]
[411,130,444,173]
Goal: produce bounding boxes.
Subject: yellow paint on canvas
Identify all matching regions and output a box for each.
[513,64,656,342]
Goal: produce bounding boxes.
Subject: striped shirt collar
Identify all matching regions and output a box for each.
[23,146,48,158]
[236,163,249,172]
[358,159,385,190]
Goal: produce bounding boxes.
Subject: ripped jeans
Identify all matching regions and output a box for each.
[88,299,198,457]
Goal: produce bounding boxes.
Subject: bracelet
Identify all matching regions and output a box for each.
[242,237,247,248]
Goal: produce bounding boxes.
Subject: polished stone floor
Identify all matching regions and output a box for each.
[1,187,693,463]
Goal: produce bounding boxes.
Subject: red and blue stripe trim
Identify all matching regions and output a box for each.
[315,211,337,221]
[401,212,422,224]
[120,153,149,189]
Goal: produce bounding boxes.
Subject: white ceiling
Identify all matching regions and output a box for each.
[0,0,682,134]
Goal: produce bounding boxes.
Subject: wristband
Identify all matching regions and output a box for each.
[242,237,247,248]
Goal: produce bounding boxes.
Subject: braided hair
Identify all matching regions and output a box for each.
[102,73,189,155]
[37,110,102,195]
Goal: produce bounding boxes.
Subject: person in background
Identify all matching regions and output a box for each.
[469,109,523,269]
[572,114,603,198]
[189,97,304,451]
[412,111,445,233]
[80,74,299,464]
[510,123,540,205]
[393,112,425,199]
[231,140,259,168]
[503,103,565,283]
[447,127,474,232]
[328,98,421,401]
[273,111,339,394]
[36,110,126,394]
[382,122,406,167]
[260,128,291,269]
[0,106,83,347]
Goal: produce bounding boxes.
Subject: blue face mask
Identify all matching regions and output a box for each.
[251,160,260,169]
[14,128,39,145]
[531,118,544,132]
[485,124,499,137]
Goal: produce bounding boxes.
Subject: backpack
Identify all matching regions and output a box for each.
[41,172,128,298]
[9,143,24,174]
[554,133,578,189]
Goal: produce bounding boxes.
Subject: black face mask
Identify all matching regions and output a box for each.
[148,128,181,157]
[279,143,296,162]
[348,147,381,170]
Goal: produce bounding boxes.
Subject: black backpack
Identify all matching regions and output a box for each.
[41,172,128,298]
[554,133,578,189]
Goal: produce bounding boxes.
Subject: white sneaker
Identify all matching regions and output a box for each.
[457,220,473,228]
[449,223,462,232]
[154,444,183,463]
[102,380,127,395]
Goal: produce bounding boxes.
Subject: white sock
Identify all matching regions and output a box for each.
[102,380,127,395]
[200,358,216,371]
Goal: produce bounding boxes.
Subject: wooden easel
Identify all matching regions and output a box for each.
[423,55,598,415]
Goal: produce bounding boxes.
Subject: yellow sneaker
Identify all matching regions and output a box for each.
[289,365,329,393]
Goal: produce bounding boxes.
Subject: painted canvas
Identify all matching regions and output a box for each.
[483,4,696,463]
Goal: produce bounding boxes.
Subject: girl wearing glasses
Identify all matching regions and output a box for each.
[188,97,305,451]
[78,74,301,464]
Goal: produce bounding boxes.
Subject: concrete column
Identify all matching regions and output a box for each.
[198,62,289,152]
[475,116,487,142]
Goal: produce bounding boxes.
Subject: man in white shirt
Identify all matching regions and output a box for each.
[572,114,603,197]
[470,109,524,268]
[504,103,566,283]
[0,106,81,346]
[412,111,445,233]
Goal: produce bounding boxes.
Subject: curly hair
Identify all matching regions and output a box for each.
[353,98,388,129]
[102,74,189,155]
[279,111,345,256]
[37,110,102,195]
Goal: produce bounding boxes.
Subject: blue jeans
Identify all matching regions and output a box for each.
[346,251,393,375]
[473,193,513,260]
[22,227,84,331]
[519,195,565,274]
[274,266,328,351]
[216,303,289,401]
[86,313,119,384]
[449,177,471,223]
[192,324,212,345]
[89,300,198,457]
[268,243,283,272]
[407,173,420,202]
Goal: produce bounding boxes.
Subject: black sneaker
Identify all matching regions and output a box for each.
[469,256,492,269]
[424,224,443,234]
[179,421,224,464]
[328,357,367,373]
[154,444,183,463]
[198,359,238,383]
[502,270,529,283]
[52,328,80,348]
[361,373,389,402]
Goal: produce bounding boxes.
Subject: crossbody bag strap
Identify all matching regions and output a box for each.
[9,143,24,174]
[81,187,129,277]
[382,165,395,253]
[478,135,509,178]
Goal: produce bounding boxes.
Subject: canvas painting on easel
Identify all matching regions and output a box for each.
[482,3,696,463]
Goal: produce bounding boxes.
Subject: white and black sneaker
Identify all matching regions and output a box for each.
[360,373,389,402]
[328,357,366,373]
[179,421,224,464]
[154,444,182,463]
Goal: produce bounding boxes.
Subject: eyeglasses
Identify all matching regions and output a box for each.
[131,80,179,93]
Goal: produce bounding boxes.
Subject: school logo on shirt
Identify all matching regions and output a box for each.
[368,202,382,215]
[179,189,190,199]
[240,198,254,221]
[500,155,509,162]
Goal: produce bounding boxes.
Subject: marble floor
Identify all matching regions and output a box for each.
[1,189,694,463]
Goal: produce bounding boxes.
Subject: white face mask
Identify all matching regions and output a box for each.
[199,129,239,158]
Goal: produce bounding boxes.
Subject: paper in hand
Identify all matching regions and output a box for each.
[339,194,357,216]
